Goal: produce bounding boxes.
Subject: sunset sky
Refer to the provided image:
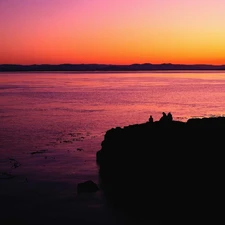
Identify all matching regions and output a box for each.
[1,0,225,65]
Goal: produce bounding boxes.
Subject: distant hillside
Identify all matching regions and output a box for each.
[1,63,225,71]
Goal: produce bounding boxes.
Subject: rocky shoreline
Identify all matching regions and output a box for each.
[96,113,224,223]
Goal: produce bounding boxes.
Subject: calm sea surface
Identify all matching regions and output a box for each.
[1,71,225,186]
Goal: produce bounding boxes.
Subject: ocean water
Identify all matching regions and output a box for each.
[1,71,225,223]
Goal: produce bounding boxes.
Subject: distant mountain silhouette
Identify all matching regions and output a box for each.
[1,63,225,71]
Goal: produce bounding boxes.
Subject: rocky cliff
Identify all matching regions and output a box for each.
[96,113,224,222]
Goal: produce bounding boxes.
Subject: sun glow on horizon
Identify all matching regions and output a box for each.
[1,0,225,65]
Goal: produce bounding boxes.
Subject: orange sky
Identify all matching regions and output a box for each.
[1,0,225,65]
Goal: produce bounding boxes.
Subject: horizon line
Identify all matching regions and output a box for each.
[1,62,225,66]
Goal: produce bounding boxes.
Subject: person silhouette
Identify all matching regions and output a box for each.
[167,112,173,122]
[160,112,167,122]
[149,115,153,123]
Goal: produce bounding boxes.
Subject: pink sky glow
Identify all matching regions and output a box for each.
[1,0,225,65]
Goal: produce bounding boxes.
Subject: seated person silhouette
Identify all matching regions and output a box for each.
[160,112,167,122]
[167,112,173,121]
[160,112,173,123]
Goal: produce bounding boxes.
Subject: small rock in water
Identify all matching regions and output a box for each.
[30,149,48,155]
[77,180,99,194]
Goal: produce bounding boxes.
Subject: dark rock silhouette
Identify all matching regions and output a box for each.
[77,180,99,194]
[96,113,224,224]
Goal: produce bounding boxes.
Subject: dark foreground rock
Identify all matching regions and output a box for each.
[96,114,224,223]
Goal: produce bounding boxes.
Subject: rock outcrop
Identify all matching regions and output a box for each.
[96,113,224,222]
